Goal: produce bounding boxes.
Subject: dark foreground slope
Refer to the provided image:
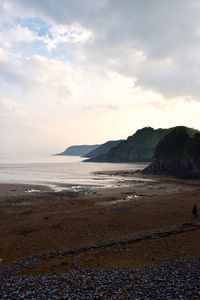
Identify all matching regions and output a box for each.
[86,127,169,162]
[84,140,123,158]
[144,126,200,178]
[56,144,100,156]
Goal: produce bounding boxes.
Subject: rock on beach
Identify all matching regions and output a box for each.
[1,257,200,299]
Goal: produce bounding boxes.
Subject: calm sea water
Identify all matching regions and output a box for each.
[0,155,148,188]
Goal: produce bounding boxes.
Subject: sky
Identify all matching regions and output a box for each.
[1,0,200,155]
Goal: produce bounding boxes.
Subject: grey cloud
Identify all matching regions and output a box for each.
[13,0,106,24]
[10,0,200,99]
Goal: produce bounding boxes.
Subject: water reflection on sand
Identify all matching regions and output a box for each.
[0,155,150,192]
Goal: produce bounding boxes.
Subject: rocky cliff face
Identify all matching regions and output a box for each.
[144,127,200,178]
[87,127,170,162]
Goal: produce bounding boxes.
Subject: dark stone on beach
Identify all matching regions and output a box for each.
[1,258,200,299]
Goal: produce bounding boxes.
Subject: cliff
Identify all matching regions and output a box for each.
[84,140,123,158]
[86,127,169,162]
[143,126,200,178]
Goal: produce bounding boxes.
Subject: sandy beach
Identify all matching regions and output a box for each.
[0,172,200,270]
[1,172,200,298]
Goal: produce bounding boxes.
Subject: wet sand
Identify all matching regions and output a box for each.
[0,173,200,275]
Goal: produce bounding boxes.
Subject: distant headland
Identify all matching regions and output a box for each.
[55,144,100,156]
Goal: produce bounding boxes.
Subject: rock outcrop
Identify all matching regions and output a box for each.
[144,126,200,178]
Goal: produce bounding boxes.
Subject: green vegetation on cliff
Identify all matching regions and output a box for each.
[144,126,200,178]
[84,140,123,158]
[86,127,170,162]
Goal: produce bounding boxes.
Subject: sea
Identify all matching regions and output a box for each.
[0,155,148,191]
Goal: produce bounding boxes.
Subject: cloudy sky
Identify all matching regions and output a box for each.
[1,0,200,155]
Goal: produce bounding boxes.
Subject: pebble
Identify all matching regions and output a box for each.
[1,257,200,299]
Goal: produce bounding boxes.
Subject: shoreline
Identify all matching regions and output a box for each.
[0,168,151,198]
[0,170,198,203]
